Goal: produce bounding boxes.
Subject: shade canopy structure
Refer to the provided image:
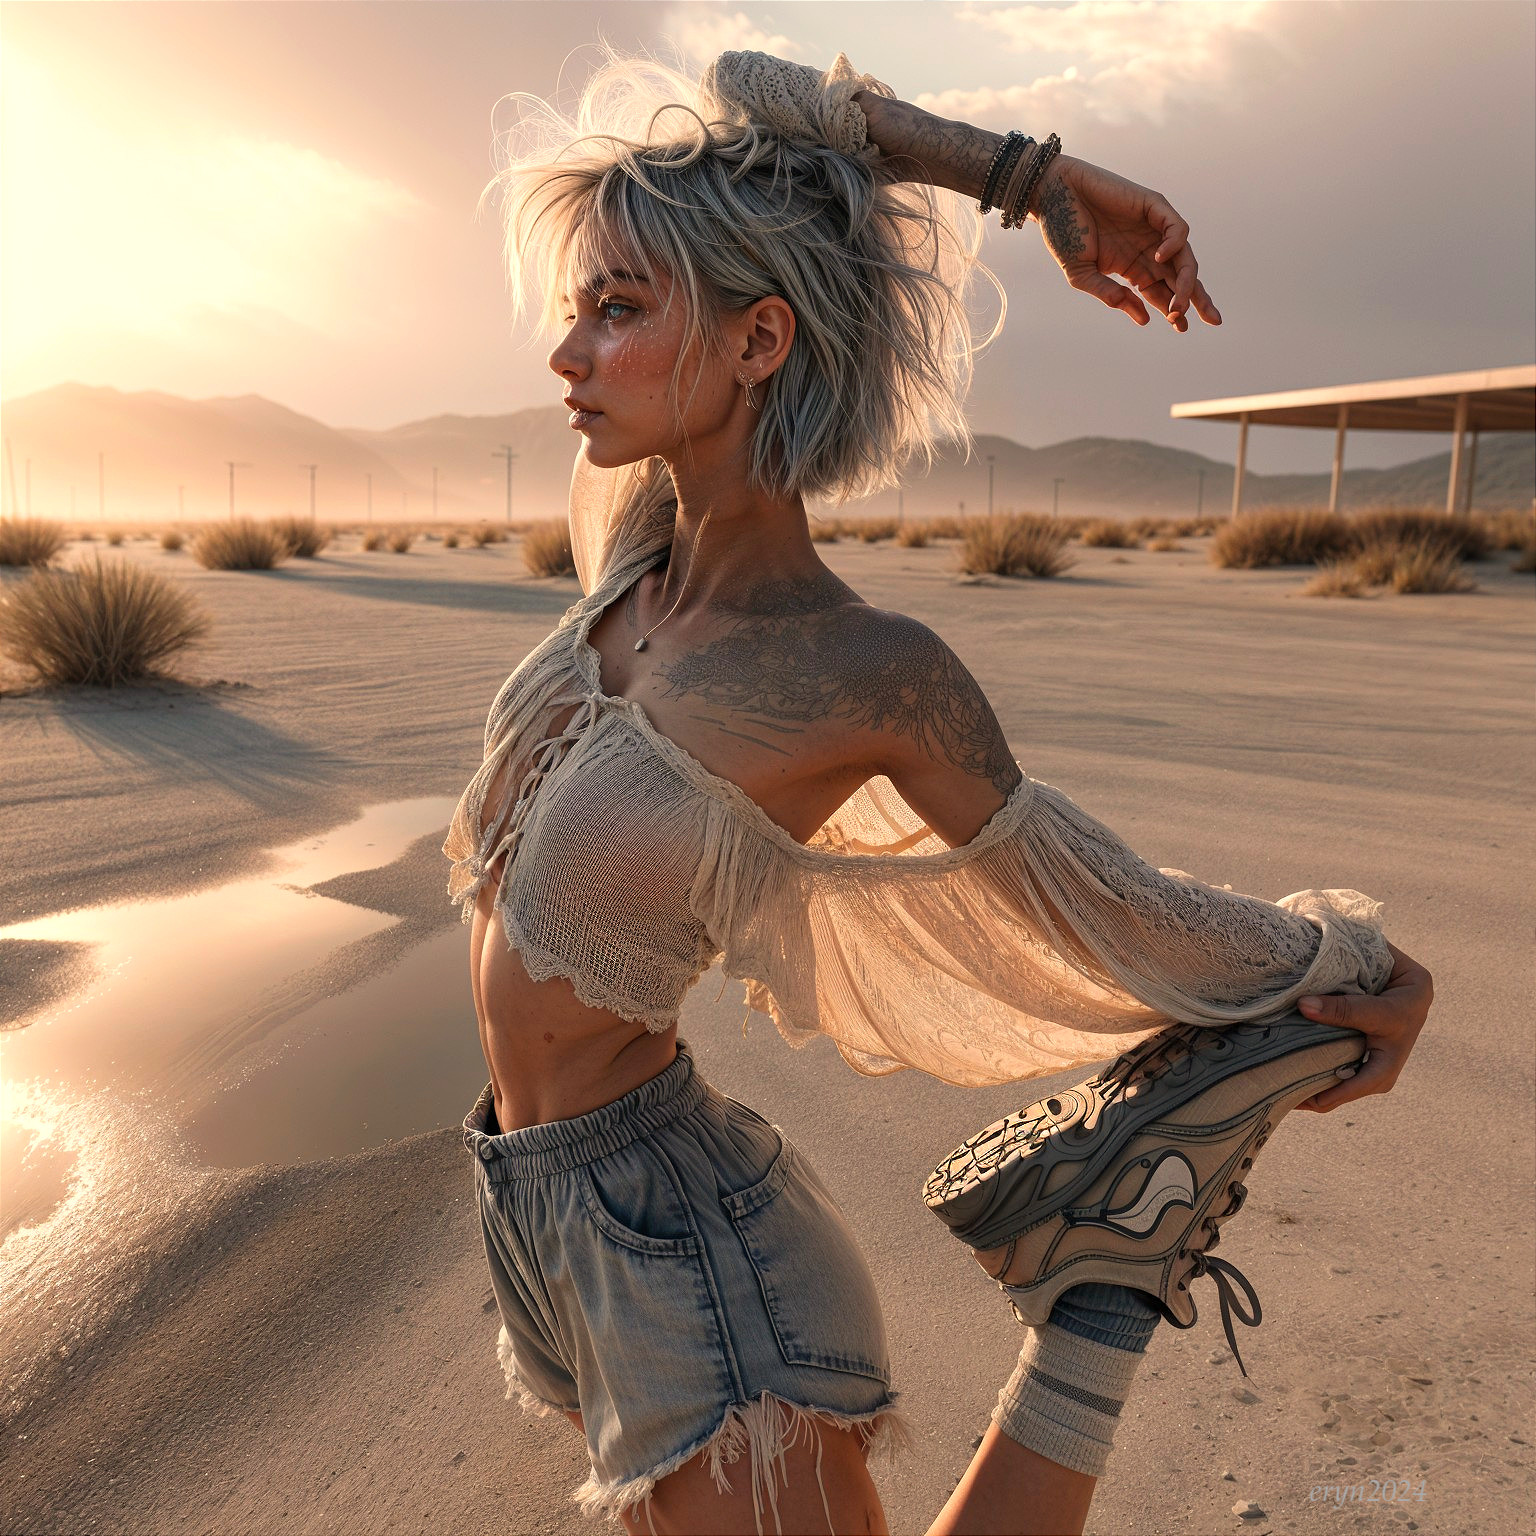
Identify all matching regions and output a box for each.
[1171,364,1536,516]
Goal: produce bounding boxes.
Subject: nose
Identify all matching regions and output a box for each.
[547,327,587,384]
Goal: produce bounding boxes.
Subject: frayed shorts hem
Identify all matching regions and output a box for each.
[574,1389,913,1528]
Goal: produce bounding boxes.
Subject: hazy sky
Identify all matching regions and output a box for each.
[3,1,1532,473]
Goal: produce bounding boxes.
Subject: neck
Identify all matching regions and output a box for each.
[657,455,822,610]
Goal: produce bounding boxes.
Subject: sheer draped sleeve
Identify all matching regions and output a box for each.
[692,770,1394,1089]
[569,448,678,596]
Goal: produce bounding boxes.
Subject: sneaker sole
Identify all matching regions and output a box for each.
[923,1014,1365,1255]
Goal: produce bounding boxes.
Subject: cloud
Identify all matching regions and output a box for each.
[655,6,814,68]
[914,0,1288,129]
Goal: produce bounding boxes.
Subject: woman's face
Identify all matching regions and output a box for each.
[548,234,740,471]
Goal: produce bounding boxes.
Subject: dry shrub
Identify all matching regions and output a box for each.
[75,529,97,542]
[1387,540,1477,594]
[386,530,414,554]
[895,521,931,548]
[1210,508,1352,568]
[361,530,385,552]
[1127,516,1169,540]
[923,515,968,540]
[957,513,1076,579]
[521,518,576,578]
[269,516,332,558]
[0,555,210,686]
[1146,536,1184,553]
[809,522,840,544]
[1171,517,1218,537]
[1302,560,1367,598]
[193,519,288,570]
[104,529,126,546]
[1484,507,1535,552]
[0,518,67,567]
[850,517,899,543]
[443,531,460,548]
[471,524,506,547]
[159,529,185,551]
[1080,518,1138,548]
[1351,507,1487,561]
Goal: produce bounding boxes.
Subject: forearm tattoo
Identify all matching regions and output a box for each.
[656,593,1021,796]
[1033,174,1087,260]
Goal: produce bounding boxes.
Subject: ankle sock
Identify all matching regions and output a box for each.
[991,1284,1159,1478]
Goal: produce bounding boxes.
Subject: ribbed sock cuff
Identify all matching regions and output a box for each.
[992,1322,1150,1479]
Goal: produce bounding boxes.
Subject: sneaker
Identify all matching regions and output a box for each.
[921,1014,1367,1374]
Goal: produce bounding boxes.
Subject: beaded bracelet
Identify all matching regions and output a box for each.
[1002,132,1061,228]
[979,130,1032,214]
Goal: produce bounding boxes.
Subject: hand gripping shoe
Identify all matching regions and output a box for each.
[921,1014,1367,1375]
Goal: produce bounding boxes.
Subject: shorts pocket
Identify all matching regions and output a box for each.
[722,1138,890,1382]
[577,1156,699,1260]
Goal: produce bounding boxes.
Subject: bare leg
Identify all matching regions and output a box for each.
[927,1424,1095,1536]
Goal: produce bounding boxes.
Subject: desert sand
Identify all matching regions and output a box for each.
[2,531,1532,1535]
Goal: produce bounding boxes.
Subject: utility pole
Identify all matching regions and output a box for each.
[226,461,252,518]
[986,454,995,517]
[1195,468,1205,518]
[366,473,373,522]
[1052,477,1065,517]
[432,466,438,519]
[300,463,318,520]
[493,445,517,523]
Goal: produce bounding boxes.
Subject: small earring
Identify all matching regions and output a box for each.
[737,373,760,411]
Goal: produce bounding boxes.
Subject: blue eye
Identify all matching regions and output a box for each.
[601,300,633,321]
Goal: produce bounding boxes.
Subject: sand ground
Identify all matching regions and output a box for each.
[2,533,1532,1535]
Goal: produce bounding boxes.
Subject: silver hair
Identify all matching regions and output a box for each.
[477,42,1005,507]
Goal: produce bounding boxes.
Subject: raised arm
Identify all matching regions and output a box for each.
[853,90,1222,334]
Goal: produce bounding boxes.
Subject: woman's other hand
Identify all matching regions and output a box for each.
[1029,155,1222,333]
[1292,940,1434,1112]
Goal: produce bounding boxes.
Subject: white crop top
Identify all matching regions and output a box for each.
[442,451,1393,1088]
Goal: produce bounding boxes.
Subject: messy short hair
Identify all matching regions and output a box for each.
[477,42,1004,508]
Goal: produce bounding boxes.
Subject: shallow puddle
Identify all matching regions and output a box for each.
[1,795,480,1240]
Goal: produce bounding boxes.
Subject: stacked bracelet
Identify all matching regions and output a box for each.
[1000,132,1062,228]
[979,130,1033,215]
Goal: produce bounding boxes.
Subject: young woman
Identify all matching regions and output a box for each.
[443,47,1433,1535]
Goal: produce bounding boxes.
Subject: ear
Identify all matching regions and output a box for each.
[736,293,795,375]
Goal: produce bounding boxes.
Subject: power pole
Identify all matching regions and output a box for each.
[226,461,252,518]
[986,454,995,517]
[1052,477,1065,517]
[492,445,517,523]
[300,463,318,520]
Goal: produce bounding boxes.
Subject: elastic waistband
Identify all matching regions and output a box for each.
[463,1039,705,1182]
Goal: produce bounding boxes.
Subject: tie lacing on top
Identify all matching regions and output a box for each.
[1096,1020,1234,1106]
[480,689,605,888]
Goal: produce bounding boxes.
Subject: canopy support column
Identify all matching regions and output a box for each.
[1463,430,1480,514]
[1328,402,1350,513]
[1231,411,1250,517]
[1446,393,1469,515]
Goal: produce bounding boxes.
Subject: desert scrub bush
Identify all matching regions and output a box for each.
[0,518,67,567]
[269,516,332,558]
[1484,506,1535,552]
[852,517,899,543]
[386,530,414,554]
[923,515,967,540]
[443,531,460,548]
[159,529,185,551]
[1210,508,1351,568]
[808,521,840,543]
[1127,516,1169,540]
[193,519,288,570]
[360,530,385,551]
[1146,536,1184,553]
[0,555,210,686]
[1079,518,1138,548]
[1350,507,1487,561]
[1385,539,1477,594]
[1302,560,1367,598]
[521,519,576,578]
[104,529,126,546]
[957,514,1076,579]
[895,521,931,548]
[470,524,507,547]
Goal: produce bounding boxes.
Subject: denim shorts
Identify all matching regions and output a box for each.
[462,1040,905,1526]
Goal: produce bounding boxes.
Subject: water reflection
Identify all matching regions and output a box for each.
[1,796,474,1240]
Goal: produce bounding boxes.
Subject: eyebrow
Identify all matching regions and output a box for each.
[558,270,653,304]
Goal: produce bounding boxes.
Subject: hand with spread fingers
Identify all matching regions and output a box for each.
[1294,940,1434,1112]
[1027,154,1222,333]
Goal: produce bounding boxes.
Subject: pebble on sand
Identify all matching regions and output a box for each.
[1232,1500,1266,1519]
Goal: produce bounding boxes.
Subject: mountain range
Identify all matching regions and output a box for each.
[2,382,1531,524]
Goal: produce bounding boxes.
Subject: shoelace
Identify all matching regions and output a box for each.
[1096,1020,1230,1106]
[1187,1252,1263,1377]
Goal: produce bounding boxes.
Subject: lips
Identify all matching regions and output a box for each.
[567,408,602,429]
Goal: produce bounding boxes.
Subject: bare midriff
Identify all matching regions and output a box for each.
[469,851,679,1132]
